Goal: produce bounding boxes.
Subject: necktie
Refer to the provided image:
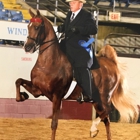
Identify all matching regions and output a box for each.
[70,13,75,22]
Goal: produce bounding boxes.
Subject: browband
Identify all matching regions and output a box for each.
[30,18,42,23]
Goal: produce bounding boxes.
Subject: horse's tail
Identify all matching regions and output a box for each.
[111,63,139,123]
[97,44,118,65]
[98,45,139,122]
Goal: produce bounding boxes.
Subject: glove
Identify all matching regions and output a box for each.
[68,26,79,34]
[57,24,64,33]
[71,27,79,34]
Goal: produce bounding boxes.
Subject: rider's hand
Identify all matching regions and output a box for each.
[69,26,79,34]
[57,24,64,33]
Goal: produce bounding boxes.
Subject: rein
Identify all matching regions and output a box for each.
[38,39,57,54]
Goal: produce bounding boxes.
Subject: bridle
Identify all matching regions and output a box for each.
[27,17,58,54]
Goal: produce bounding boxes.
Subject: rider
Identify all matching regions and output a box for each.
[57,0,99,102]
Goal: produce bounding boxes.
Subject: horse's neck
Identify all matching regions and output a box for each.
[37,21,61,64]
[44,23,57,44]
[38,33,59,63]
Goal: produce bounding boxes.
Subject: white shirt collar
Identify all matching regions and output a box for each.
[72,8,81,18]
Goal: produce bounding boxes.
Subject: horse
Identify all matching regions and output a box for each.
[15,9,139,140]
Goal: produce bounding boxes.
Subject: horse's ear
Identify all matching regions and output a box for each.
[36,9,41,16]
[29,9,35,17]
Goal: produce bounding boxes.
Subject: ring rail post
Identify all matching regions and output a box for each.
[54,0,58,25]
[36,0,39,9]
[90,4,99,54]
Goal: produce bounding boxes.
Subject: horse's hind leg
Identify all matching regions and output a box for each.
[15,78,42,102]
[91,103,111,140]
[103,116,111,140]
[90,117,101,137]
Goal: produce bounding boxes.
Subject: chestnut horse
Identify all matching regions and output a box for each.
[15,9,139,140]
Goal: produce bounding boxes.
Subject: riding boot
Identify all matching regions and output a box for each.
[82,68,93,102]
[73,67,84,103]
[74,67,99,103]
[74,67,93,102]
[87,68,101,103]
[79,68,101,103]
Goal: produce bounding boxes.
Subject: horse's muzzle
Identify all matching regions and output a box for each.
[24,43,35,53]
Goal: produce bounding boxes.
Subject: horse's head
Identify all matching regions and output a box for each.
[24,9,46,53]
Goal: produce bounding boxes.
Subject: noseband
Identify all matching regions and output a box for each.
[27,36,36,42]
[27,17,57,54]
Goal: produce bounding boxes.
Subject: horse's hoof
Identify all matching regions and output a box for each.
[20,92,29,101]
[90,130,99,138]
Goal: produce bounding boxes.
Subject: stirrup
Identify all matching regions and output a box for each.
[76,93,84,104]
[83,96,93,103]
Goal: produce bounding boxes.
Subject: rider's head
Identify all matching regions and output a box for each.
[66,0,86,12]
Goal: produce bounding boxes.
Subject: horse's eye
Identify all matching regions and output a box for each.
[35,26,39,30]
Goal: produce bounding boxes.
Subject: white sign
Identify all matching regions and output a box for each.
[0,20,28,41]
[0,20,58,41]
[109,12,121,21]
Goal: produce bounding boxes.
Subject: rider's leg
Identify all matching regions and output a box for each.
[80,67,93,102]
[74,67,101,103]
[74,67,93,102]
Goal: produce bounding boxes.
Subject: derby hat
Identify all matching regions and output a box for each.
[66,0,86,3]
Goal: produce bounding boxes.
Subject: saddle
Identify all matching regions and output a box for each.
[90,51,100,70]
[78,38,100,70]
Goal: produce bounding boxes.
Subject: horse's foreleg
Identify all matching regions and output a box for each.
[51,96,61,140]
[15,78,29,101]
[15,78,42,102]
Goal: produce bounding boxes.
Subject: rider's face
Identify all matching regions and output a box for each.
[69,0,83,12]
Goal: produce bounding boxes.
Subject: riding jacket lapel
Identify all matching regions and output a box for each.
[69,9,83,26]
